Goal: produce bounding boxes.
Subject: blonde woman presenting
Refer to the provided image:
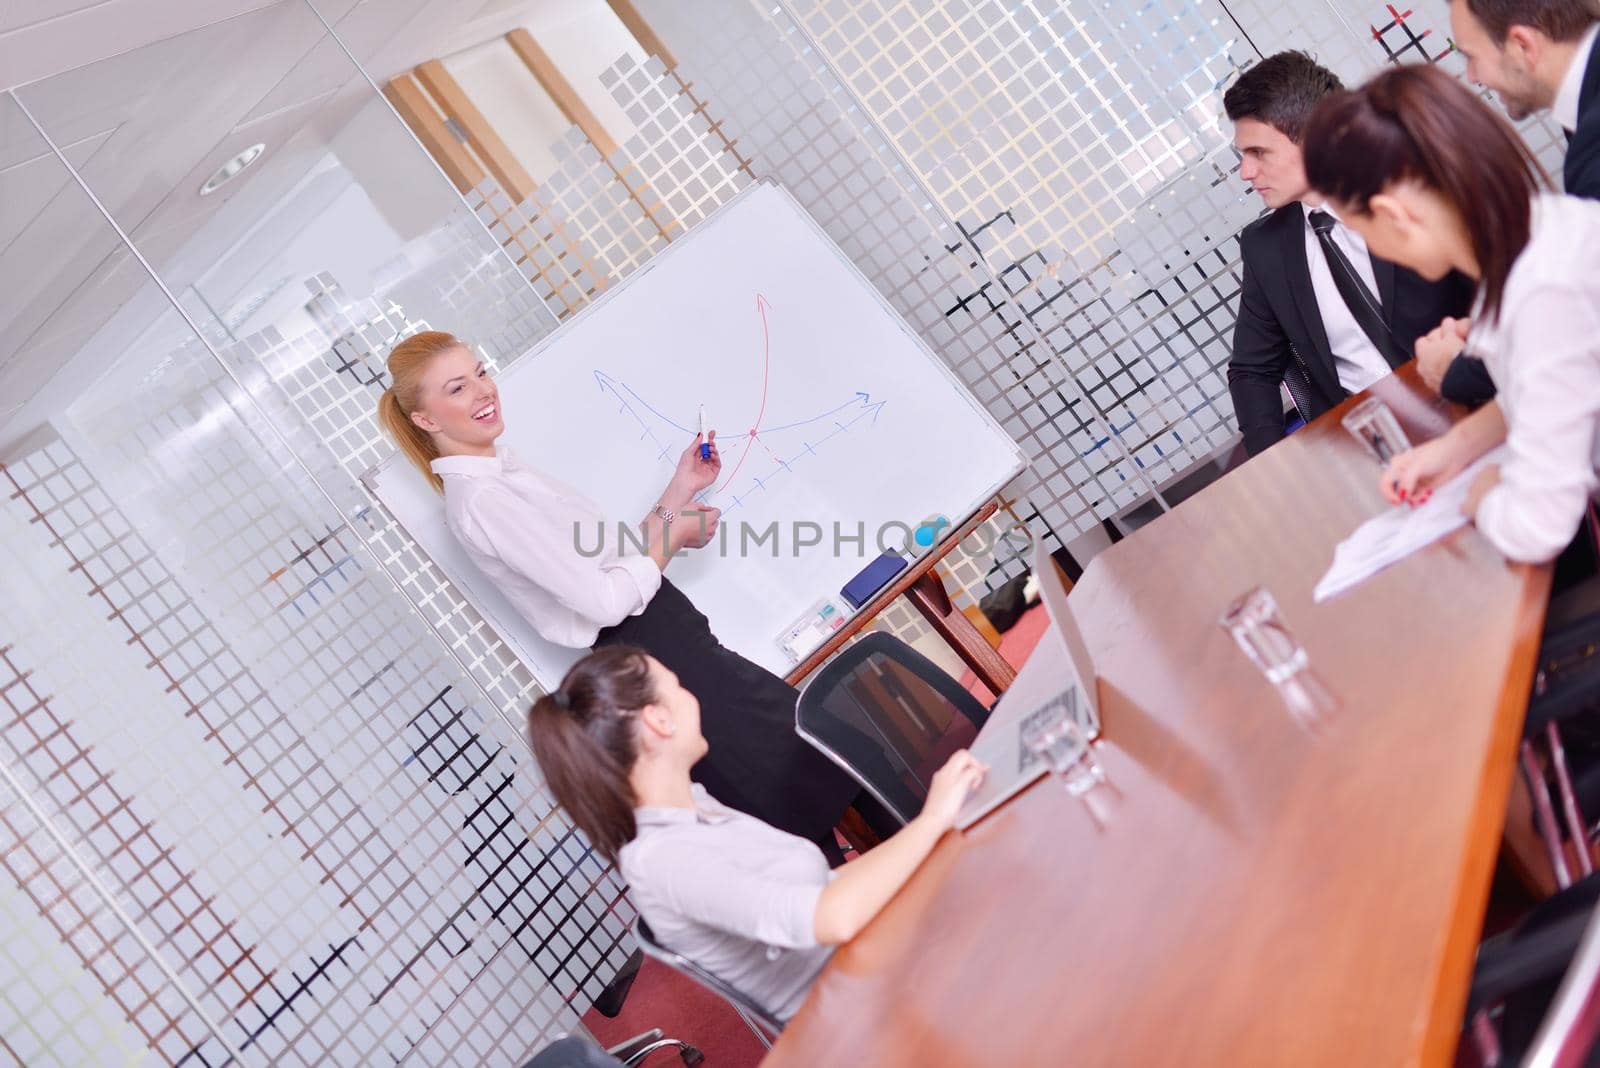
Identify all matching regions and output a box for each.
[377,331,862,857]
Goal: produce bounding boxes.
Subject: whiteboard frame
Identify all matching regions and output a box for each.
[364,179,1029,688]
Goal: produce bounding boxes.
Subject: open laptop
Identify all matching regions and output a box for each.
[956,545,1099,830]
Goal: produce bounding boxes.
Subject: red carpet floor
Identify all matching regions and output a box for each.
[580,956,767,1066]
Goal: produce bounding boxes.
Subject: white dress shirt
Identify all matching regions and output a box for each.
[620,784,835,1021]
[432,447,662,648]
[1303,202,1395,395]
[1472,194,1600,563]
[1554,24,1599,134]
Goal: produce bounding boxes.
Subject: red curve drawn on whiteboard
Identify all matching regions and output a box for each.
[714,292,773,494]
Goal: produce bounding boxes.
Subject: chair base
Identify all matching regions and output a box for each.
[606,1029,704,1066]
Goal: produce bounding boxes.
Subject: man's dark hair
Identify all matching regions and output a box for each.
[1223,51,1344,143]
[1461,0,1598,45]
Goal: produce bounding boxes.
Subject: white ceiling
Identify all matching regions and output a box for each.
[0,0,594,456]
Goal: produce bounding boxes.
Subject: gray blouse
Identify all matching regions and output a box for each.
[618,784,835,1020]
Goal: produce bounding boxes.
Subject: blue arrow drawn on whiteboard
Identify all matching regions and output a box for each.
[592,369,887,511]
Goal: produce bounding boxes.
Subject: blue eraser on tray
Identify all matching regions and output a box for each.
[841,551,908,609]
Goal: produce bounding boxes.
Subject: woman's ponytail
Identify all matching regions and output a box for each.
[377,386,444,494]
[376,330,470,495]
[527,646,658,865]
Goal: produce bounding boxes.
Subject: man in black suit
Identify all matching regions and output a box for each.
[1223,53,1474,457]
[1425,0,1600,401]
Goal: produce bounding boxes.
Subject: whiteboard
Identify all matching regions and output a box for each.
[367,181,1026,689]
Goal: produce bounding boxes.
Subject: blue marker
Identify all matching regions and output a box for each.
[699,405,711,460]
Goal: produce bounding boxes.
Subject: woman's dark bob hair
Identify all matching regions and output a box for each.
[1302,63,1549,323]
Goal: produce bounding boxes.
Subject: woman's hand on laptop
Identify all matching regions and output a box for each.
[919,750,989,832]
[814,749,991,944]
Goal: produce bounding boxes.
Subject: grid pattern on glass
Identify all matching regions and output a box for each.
[459,130,680,320]
[0,838,169,1068]
[467,171,626,318]
[776,0,1253,493]
[367,204,559,380]
[794,1,1238,260]
[462,69,754,320]
[0,356,617,1062]
[0,772,237,1066]
[599,55,756,236]
[0,637,265,1058]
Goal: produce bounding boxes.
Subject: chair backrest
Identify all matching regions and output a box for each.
[1524,900,1600,1067]
[795,631,991,825]
[633,918,783,1045]
[521,1035,625,1068]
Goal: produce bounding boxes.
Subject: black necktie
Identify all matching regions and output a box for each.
[1307,209,1408,369]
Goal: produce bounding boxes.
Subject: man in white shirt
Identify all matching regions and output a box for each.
[1223,52,1474,456]
[1451,0,1599,191]
[1423,1,1600,402]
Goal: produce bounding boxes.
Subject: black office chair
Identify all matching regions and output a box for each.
[795,631,991,827]
[1465,871,1600,1065]
[1520,506,1600,889]
[633,917,785,1049]
[592,949,644,1018]
[522,1030,702,1067]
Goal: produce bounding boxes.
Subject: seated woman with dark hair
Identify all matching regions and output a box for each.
[526,645,986,1021]
[1302,63,1600,563]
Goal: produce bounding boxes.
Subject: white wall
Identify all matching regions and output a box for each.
[522,0,649,145]
[444,38,572,184]
[442,0,649,187]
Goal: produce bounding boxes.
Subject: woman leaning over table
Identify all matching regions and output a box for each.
[1302,63,1600,564]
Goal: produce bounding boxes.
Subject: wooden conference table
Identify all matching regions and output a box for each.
[764,366,1553,1067]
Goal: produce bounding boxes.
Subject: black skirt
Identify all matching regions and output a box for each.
[593,578,858,843]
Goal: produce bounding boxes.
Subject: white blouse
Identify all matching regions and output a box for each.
[620,784,834,1021]
[1471,194,1600,564]
[431,447,662,648]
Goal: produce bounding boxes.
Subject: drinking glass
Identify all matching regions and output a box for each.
[1220,586,1308,685]
[1023,713,1105,797]
[1220,586,1337,726]
[1341,397,1411,465]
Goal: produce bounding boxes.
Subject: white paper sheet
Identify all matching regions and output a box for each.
[1313,446,1510,603]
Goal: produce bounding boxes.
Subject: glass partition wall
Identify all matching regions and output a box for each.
[1,5,607,1065]
[1,0,1573,1064]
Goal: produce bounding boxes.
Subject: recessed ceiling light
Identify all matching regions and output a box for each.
[199,143,266,196]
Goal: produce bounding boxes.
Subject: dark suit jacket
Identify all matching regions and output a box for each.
[1567,37,1600,201]
[1228,202,1475,456]
[1442,41,1600,407]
